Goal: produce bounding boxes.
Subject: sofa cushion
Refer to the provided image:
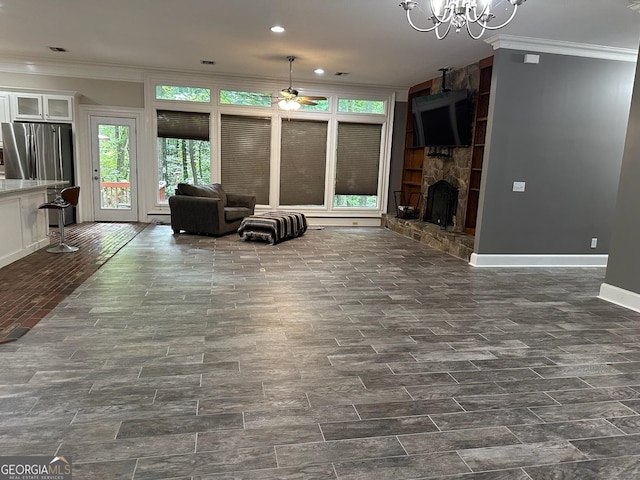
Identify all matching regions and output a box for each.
[225,207,252,222]
[176,183,227,206]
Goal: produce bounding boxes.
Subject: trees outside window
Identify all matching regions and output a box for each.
[157,110,211,202]
[98,124,130,183]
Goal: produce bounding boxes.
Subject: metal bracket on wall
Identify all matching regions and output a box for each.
[427,147,453,158]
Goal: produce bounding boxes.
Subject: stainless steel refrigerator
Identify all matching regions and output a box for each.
[1,122,75,225]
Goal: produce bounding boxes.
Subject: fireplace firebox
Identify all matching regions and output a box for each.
[423,180,458,229]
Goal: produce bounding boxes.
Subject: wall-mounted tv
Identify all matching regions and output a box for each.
[412,89,473,148]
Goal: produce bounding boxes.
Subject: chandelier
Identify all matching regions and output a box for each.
[399,0,526,40]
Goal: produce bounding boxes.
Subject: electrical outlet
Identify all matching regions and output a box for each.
[590,238,598,249]
[512,181,526,192]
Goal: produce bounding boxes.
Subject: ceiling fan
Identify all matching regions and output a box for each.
[277,56,326,111]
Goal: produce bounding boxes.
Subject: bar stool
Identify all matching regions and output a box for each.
[38,186,80,253]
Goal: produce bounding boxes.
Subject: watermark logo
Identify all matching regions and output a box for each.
[0,456,72,480]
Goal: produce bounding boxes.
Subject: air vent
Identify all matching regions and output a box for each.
[48,46,67,52]
[334,72,349,76]
[200,60,216,65]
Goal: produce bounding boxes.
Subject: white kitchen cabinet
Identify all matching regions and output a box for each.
[44,95,74,122]
[11,93,42,121]
[0,92,11,146]
[11,93,73,123]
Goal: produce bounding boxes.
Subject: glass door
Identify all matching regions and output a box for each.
[91,116,138,222]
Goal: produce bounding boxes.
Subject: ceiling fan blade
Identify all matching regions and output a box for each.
[300,95,326,101]
[298,99,318,106]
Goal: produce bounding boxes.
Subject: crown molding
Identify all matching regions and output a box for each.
[0,55,407,96]
[485,35,639,63]
[0,55,146,82]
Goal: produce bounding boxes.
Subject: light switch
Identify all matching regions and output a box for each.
[512,181,526,192]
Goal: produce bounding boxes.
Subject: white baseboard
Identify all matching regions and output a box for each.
[599,283,640,313]
[469,253,608,268]
[306,217,381,227]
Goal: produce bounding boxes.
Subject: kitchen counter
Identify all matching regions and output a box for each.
[0,179,69,269]
[0,179,67,196]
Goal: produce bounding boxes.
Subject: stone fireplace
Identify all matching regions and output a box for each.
[383,62,480,261]
[419,64,480,233]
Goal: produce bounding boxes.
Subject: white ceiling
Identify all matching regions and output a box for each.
[0,0,639,90]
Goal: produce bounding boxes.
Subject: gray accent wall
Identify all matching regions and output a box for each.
[475,49,635,254]
[387,101,407,214]
[605,50,640,294]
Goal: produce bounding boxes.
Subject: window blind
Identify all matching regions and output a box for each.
[335,122,382,196]
[157,110,210,140]
[280,119,327,206]
[220,115,271,204]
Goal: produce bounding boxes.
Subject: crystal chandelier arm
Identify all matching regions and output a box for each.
[466,20,486,40]
[477,3,519,30]
[434,21,454,40]
[465,1,491,23]
[429,0,454,24]
[404,6,441,33]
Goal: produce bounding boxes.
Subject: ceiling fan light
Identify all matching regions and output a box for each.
[278,99,300,111]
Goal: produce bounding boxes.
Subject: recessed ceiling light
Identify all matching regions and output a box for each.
[200,60,216,65]
[314,68,325,75]
[48,46,67,52]
[270,25,285,33]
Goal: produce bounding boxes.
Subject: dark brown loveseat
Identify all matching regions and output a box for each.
[169,183,256,236]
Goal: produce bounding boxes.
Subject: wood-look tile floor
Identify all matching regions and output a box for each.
[2,224,640,479]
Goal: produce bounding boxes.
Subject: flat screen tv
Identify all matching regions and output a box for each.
[412,89,473,148]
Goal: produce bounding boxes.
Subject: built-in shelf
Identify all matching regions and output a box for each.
[464,56,493,235]
[399,80,433,212]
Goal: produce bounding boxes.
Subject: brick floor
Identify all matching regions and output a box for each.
[0,222,147,342]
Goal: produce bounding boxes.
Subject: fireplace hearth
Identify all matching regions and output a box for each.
[423,180,458,229]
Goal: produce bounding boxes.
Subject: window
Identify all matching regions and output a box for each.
[220,90,272,107]
[157,110,211,203]
[155,85,211,102]
[338,99,385,114]
[220,115,271,204]
[334,122,382,208]
[280,119,328,206]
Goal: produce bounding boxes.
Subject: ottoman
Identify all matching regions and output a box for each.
[238,211,307,244]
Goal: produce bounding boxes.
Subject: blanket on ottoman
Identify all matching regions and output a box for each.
[238,211,307,245]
